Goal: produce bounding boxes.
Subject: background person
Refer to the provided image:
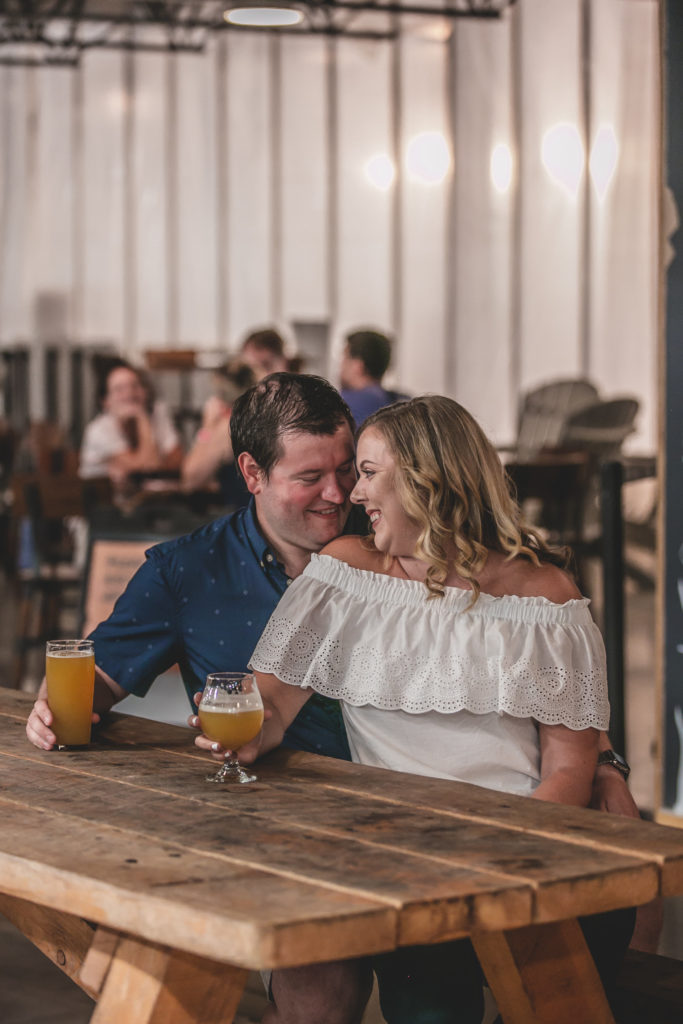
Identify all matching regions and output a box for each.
[339,327,409,426]
[181,359,255,508]
[79,359,182,490]
[240,327,291,380]
[234,395,635,1023]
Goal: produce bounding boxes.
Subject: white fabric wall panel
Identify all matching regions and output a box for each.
[34,69,74,319]
[517,0,584,388]
[280,37,329,322]
[398,35,449,398]
[589,0,658,450]
[133,43,169,348]
[176,47,218,347]
[225,33,274,348]
[335,40,393,342]
[451,18,515,445]
[0,69,31,340]
[0,2,660,454]
[81,51,125,342]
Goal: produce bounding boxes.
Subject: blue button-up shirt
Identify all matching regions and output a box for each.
[89,500,351,759]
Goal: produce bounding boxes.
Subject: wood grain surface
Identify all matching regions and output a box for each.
[2,688,683,978]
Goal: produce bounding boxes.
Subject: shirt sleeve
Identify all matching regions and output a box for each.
[79,417,126,478]
[88,546,182,696]
[152,402,181,455]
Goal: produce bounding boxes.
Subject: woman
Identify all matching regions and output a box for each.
[237,396,634,1022]
[79,360,182,490]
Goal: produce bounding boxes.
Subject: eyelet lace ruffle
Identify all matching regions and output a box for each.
[250,554,610,731]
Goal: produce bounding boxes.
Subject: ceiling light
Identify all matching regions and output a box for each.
[224,3,303,27]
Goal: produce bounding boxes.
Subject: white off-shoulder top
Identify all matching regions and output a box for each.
[250,554,610,796]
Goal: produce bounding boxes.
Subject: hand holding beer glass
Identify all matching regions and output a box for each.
[198,672,264,784]
[45,640,96,749]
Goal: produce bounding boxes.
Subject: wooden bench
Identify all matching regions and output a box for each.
[613,949,683,1024]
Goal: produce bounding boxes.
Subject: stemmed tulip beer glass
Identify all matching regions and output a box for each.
[198,673,264,783]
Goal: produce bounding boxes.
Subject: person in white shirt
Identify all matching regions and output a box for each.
[79,361,182,489]
[223,394,635,1024]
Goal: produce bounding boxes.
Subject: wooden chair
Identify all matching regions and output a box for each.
[516,378,600,460]
[558,397,640,460]
[9,473,112,688]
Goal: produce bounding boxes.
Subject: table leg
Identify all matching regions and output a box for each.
[90,933,249,1024]
[472,919,615,1024]
[0,892,98,998]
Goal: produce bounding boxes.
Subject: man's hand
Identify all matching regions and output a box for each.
[26,696,101,751]
[590,762,664,952]
[590,763,640,816]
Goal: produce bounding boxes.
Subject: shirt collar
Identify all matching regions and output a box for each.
[241,497,285,575]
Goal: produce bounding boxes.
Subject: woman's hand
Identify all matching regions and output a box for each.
[188,690,272,763]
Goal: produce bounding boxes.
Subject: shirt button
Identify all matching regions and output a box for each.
[286,579,292,586]
[265,554,274,563]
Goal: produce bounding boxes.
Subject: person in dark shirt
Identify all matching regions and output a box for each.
[340,327,409,426]
[28,372,357,761]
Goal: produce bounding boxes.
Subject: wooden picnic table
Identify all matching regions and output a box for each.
[1,686,683,1024]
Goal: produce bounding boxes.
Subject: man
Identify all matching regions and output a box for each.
[240,327,290,380]
[340,328,409,427]
[29,373,356,762]
[26,371,645,1023]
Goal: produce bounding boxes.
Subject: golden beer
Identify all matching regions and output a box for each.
[45,641,95,748]
[199,672,264,783]
[198,707,264,750]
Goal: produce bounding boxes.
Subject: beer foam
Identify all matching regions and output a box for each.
[46,649,94,659]
[200,700,263,713]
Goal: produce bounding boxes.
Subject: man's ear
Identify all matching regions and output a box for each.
[238,452,265,495]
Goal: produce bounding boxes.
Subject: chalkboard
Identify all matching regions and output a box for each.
[80,535,162,638]
[663,2,683,814]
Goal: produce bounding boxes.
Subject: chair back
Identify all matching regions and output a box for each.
[10,473,113,571]
[559,397,640,459]
[516,378,599,460]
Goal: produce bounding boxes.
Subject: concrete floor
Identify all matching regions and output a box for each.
[1,555,681,1023]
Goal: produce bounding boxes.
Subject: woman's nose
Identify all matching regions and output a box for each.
[350,480,364,505]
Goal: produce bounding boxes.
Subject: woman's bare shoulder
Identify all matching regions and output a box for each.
[319,535,384,571]
[513,560,582,603]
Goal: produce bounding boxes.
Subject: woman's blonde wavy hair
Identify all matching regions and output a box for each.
[360,395,570,602]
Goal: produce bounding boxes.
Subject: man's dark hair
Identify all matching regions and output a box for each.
[346,329,392,381]
[231,372,355,477]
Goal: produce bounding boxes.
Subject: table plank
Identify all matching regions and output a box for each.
[268,750,683,895]
[0,799,396,969]
[0,752,535,945]
[0,708,663,925]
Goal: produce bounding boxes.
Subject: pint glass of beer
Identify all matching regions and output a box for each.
[45,639,96,749]
[198,672,264,783]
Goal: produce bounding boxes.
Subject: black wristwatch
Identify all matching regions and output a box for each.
[597,749,631,781]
